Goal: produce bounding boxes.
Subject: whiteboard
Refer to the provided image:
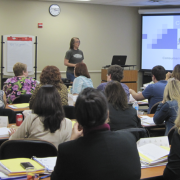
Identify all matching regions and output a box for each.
[3,34,35,76]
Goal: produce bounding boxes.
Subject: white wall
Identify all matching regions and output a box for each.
[0,0,141,88]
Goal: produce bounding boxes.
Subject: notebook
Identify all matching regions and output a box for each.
[111,55,127,66]
[0,158,45,176]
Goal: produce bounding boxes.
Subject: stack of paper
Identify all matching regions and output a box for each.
[137,136,170,168]
[32,157,57,172]
[0,158,45,176]
[138,143,169,166]
[0,127,10,138]
[140,116,156,126]
[8,103,29,109]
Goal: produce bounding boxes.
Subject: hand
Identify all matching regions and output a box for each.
[162,100,165,104]
[70,122,83,140]
[166,72,172,80]
[9,128,16,137]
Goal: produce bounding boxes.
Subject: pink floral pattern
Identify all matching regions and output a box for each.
[3,77,37,104]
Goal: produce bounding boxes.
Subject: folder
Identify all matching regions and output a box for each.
[0,158,45,176]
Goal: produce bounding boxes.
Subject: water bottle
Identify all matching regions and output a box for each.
[133,101,139,115]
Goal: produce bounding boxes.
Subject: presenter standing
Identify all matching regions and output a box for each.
[64,37,84,82]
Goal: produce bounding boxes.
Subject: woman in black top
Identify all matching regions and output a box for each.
[105,81,141,131]
[51,88,141,180]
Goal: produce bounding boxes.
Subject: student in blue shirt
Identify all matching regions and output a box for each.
[71,62,93,95]
[129,65,167,114]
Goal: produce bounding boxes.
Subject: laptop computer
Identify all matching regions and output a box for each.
[111,55,127,66]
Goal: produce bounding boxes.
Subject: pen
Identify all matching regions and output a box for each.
[39,174,51,179]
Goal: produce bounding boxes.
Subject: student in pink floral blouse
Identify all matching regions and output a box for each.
[3,62,37,104]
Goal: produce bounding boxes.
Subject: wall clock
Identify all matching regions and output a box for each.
[49,4,60,17]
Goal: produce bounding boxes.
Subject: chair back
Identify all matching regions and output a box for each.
[168,126,176,145]
[13,94,32,104]
[0,109,16,123]
[61,78,72,88]
[118,128,149,141]
[63,105,75,119]
[149,101,161,114]
[0,139,57,160]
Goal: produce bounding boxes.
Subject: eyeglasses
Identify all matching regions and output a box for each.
[75,41,80,43]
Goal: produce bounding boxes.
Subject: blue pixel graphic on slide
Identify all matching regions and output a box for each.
[141,15,180,70]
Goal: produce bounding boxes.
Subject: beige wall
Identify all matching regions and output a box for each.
[0,0,141,89]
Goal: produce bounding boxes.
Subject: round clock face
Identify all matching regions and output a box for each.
[49,4,60,16]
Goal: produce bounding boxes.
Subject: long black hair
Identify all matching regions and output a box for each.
[75,88,108,128]
[32,85,65,133]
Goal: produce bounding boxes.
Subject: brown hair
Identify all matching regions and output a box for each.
[13,62,27,76]
[40,66,63,90]
[105,81,128,110]
[75,62,90,78]
[70,37,80,49]
[172,64,180,81]
[107,65,124,82]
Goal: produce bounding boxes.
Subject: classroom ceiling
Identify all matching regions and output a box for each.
[36,0,180,7]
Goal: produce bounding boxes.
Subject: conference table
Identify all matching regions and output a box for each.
[2,105,166,179]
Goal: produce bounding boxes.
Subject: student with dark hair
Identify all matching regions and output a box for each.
[105,81,141,131]
[97,65,130,101]
[130,65,167,113]
[71,62,93,95]
[51,87,141,180]
[9,85,72,149]
[64,37,84,82]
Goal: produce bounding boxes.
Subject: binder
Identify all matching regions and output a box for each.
[0,158,45,176]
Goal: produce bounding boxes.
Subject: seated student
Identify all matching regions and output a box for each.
[97,65,130,101]
[29,66,68,109]
[71,62,93,95]
[129,65,167,114]
[51,88,141,180]
[3,62,37,104]
[9,85,72,149]
[153,79,180,135]
[105,81,141,131]
[163,113,180,180]
[166,64,180,81]
[0,90,6,108]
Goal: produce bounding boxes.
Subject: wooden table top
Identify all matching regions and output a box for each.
[39,165,166,180]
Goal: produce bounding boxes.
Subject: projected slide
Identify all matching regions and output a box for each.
[141,15,180,71]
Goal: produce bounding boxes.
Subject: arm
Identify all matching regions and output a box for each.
[64,59,76,67]
[9,115,31,139]
[153,102,169,124]
[129,89,145,101]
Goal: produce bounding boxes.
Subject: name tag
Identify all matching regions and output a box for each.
[0,116,8,127]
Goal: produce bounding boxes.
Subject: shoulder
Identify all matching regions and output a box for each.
[121,83,129,89]
[66,49,72,53]
[97,82,107,90]
[77,49,83,53]
[60,83,67,90]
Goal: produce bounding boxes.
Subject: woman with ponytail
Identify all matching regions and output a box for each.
[9,85,72,149]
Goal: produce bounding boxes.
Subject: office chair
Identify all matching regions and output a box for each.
[13,94,32,104]
[0,139,57,160]
[61,78,72,88]
[63,105,76,119]
[168,126,176,145]
[149,101,161,114]
[117,128,149,141]
[0,108,16,123]
[0,139,8,147]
